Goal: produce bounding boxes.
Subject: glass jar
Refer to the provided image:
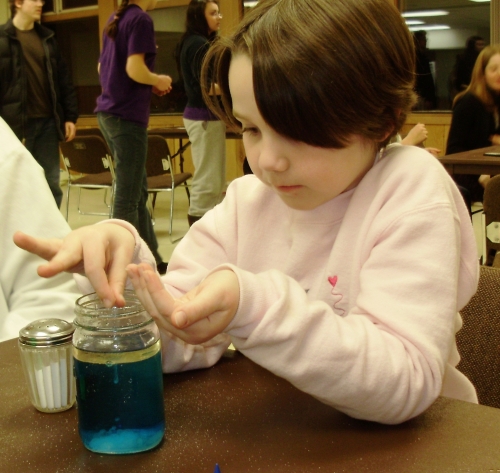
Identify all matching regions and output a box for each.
[18,318,76,413]
[73,291,165,454]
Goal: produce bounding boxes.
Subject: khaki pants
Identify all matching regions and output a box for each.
[184,118,226,217]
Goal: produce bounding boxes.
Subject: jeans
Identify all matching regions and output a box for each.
[97,112,163,264]
[24,117,63,208]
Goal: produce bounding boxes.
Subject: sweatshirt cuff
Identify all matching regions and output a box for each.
[207,263,270,341]
[96,219,145,266]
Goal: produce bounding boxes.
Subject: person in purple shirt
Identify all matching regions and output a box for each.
[95,0,172,274]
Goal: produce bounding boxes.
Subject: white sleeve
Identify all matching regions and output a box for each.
[0,120,80,341]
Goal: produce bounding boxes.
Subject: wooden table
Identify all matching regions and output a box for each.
[0,337,499,472]
[148,126,242,173]
[439,145,500,175]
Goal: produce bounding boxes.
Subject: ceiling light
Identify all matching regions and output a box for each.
[408,25,451,31]
[402,10,449,17]
[469,0,490,2]
[405,20,425,25]
[243,1,259,6]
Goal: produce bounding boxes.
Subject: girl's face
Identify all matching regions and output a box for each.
[205,2,221,34]
[485,53,500,93]
[228,54,377,211]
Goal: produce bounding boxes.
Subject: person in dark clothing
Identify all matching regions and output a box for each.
[176,0,226,227]
[0,0,79,208]
[453,36,486,93]
[446,45,500,203]
[413,30,436,110]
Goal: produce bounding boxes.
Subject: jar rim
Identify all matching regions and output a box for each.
[74,290,144,318]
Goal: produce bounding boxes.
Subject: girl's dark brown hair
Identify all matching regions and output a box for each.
[202,0,416,148]
[105,0,131,40]
[454,45,500,112]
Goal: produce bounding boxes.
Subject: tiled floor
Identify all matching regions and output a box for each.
[62,174,191,263]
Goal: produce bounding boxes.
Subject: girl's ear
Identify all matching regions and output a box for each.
[381,127,395,143]
[382,109,402,142]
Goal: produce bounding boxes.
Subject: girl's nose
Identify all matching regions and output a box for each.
[258,138,289,173]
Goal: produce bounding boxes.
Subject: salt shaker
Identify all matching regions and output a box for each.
[18,318,76,413]
[73,291,165,454]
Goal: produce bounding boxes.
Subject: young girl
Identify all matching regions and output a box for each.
[15,0,479,424]
[95,0,172,273]
[447,45,500,203]
[176,0,226,226]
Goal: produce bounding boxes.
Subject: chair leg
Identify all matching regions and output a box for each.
[148,192,157,224]
[103,188,112,209]
[169,188,175,235]
[77,187,83,215]
[65,185,71,221]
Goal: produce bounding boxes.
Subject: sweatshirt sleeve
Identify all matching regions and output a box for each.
[0,120,80,341]
[220,200,475,424]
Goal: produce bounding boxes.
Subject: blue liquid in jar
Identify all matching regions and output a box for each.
[73,340,165,454]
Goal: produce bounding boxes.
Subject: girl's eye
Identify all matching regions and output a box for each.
[241,127,259,136]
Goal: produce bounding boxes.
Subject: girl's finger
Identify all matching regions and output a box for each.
[13,232,63,261]
[142,268,176,316]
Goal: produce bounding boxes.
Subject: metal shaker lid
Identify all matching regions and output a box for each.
[19,318,75,346]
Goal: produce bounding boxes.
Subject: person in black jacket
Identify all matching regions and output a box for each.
[453,36,486,93]
[413,31,436,110]
[0,0,78,208]
[175,0,226,227]
[446,45,500,203]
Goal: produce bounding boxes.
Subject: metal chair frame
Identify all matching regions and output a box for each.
[146,135,192,236]
[60,135,116,222]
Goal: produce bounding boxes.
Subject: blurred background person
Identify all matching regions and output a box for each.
[413,30,437,110]
[95,0,172,274]
[454,36,486,94]
[176,0,226,227]
[446,45,500,204]
[0,0,79,208]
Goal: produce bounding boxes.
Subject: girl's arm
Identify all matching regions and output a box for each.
[127,164,478,424]
[125,53,172,91]
[401,123,427,146]
[15,219,232,372]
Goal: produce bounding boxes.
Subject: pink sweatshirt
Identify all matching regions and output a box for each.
[77,144,479,424]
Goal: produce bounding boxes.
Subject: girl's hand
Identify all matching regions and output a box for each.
[489,134,500,145]
[127,263,240,344]
[155,74,173,92]
[13,223,136,307]
[424,147,441,157]
[402,123,428,146]
[152,86,168,96]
